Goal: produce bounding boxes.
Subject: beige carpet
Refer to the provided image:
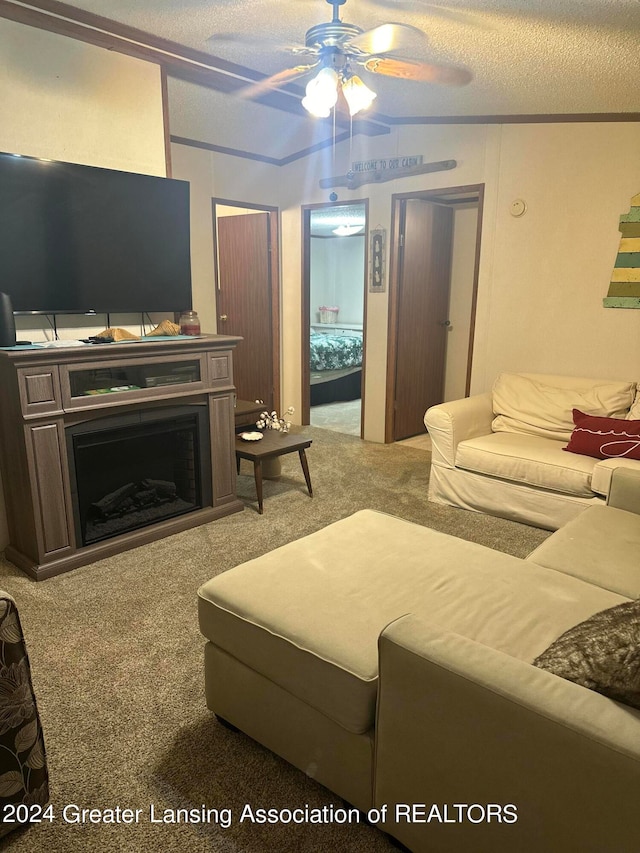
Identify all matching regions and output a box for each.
[310,399,362,436]
[0,427,549,852]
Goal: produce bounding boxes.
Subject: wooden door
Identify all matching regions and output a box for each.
[394,199,454,440]
[216,213,273,408]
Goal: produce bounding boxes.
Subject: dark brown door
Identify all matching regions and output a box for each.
[394,199,454,440]
[216,213,273,408]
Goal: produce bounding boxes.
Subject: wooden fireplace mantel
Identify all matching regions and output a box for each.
[0,335,244,580]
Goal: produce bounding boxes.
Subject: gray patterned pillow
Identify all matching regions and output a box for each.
[533,600,640,710]
[0,596,49,838]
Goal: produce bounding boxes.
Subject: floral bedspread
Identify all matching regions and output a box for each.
[310,333,363,372]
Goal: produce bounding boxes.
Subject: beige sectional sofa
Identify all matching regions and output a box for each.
[425,372,640,530]
[198,467,640,853]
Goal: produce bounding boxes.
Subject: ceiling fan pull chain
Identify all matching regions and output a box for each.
[332,105,337,171]
[349,113,353,169]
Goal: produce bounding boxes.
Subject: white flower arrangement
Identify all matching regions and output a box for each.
[255,401,295,434]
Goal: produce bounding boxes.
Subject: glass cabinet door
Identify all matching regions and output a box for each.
[67,359,201,398]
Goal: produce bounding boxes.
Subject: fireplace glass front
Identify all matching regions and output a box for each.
[67,407,211,546]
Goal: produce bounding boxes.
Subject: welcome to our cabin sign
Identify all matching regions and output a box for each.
[351,154,424,173]
[319,155,456,190]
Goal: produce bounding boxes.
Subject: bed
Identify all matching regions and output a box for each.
[309,330,363,406]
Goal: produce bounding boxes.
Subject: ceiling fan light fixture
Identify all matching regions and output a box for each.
[341,74,377,116]
[302,66,340,117]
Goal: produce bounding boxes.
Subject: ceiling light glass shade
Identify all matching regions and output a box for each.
[301,67,340,117]
[341,75,377,116]
[333,224,365,236]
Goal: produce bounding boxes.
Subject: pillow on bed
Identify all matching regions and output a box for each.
[533,600,640,710]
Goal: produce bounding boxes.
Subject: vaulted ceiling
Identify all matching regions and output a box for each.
[4,0,640,162]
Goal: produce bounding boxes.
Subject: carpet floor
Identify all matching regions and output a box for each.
[0,427,549,852]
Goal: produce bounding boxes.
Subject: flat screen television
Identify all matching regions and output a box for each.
[0,152,192,314]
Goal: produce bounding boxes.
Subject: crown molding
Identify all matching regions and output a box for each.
[170,131,353,167]
[375,112,640,125]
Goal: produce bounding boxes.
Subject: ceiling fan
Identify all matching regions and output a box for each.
[227,0,473,117]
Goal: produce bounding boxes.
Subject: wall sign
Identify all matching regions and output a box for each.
[319,159,456,190]
[352,155,423,173]
[369,228,386,293]
[603,190,640,308]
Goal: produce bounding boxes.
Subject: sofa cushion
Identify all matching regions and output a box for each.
[590,458,640,496]
[492,373,635,441]
[198,510,626,735]
[628,388,640,420]
[456,431,597,497]
[527,505,640,598]
[533,600,640,710]
[564,409,640,461]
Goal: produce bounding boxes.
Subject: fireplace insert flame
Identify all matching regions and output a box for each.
[67,406,211,546]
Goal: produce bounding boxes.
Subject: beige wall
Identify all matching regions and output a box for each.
[475,122,640,389]
[0,19,167,550]
[0,19,166,174]
[173,120,640,443]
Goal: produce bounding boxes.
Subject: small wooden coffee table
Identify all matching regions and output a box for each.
[235,431,313,514]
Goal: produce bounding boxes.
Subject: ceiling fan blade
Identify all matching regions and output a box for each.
[238,63,320,100]
[363,55,472,85]
[347,23,428,56]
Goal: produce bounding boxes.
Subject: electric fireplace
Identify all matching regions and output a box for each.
[0,336,242,580]
[67,405,212,546]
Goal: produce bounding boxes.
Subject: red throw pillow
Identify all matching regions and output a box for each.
[564,409,640,460]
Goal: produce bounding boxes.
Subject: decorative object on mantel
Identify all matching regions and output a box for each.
[255,401,295,433]
[95,327,139,341]
[179,310,201,336]
[319,159,456,190]
[604,190,640,308]
[148,319,180,336]
[370,227,386,292]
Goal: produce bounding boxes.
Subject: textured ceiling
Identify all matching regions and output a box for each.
[20,0,640,158]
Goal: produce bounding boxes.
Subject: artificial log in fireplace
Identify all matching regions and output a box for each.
[67,406,211,546]
[0,335,243,580]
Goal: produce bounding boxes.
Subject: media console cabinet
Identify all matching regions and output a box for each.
[0,335,244,580]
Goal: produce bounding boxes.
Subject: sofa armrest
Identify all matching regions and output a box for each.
[424,392,493,467]
[374,614,640,853]
[607,466,640,515]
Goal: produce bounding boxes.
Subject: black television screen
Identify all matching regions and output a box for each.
[0,152,192,314]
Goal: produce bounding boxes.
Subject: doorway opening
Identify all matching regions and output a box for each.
[385,185,484,443]
[212,199,280,412]
[302,200,368,437]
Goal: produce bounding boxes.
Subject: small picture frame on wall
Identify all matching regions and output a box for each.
[369,228,386,292]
